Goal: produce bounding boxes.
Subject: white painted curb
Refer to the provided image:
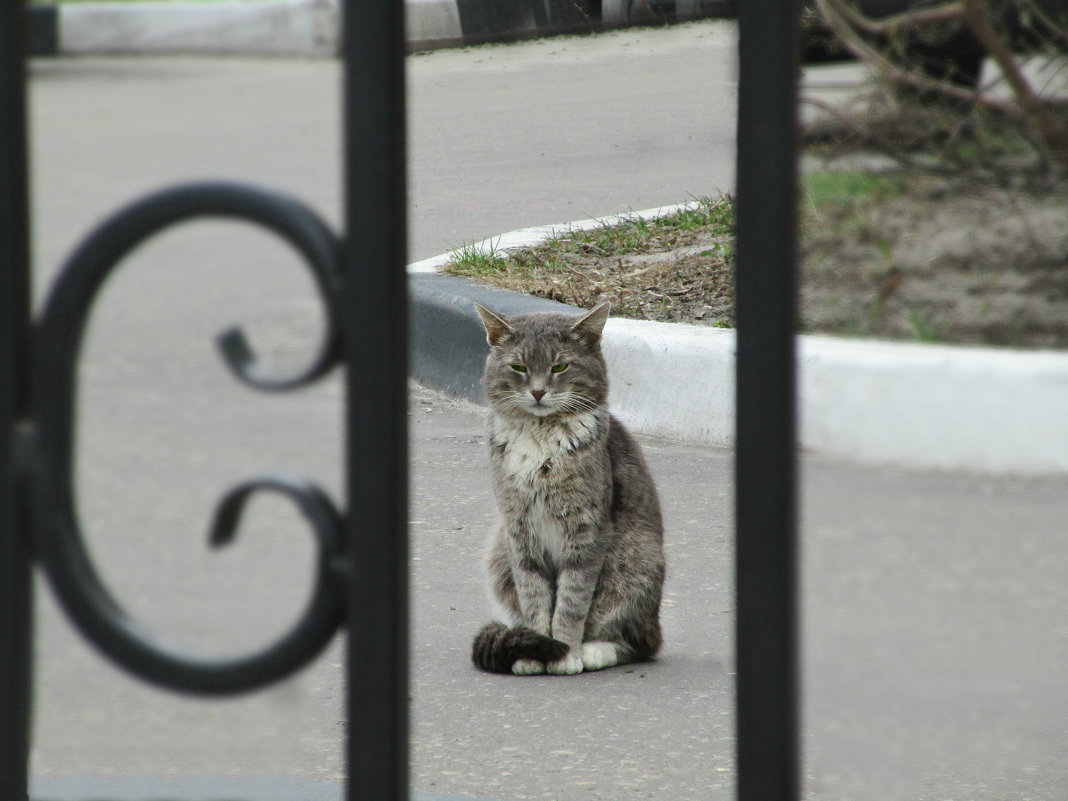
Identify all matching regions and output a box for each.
[412,205,1068,475]
[51,0,521,56]
[798,336,1068,474]
[405,0,463,46]
[60,0,339,55]
[407,202,703,273]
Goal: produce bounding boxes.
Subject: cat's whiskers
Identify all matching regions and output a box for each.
[556,392,599,415]
[489,391,527,413]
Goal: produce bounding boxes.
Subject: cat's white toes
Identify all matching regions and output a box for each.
[546,651,584,675]
[512,658,546,676]
[580,642,619,672]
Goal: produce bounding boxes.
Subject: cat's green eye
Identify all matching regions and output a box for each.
[551,363,569,373]
[510,364,527,373]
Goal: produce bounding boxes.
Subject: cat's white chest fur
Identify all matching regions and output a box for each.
[492,412,601,563]
[492,412,600,486]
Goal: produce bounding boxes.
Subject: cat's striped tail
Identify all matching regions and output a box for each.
[471,622,569,673]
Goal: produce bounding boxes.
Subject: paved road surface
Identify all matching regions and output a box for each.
[24,20,1068,801]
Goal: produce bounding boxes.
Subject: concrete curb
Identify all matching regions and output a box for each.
[61,0,337,56]
[27,0,734,57]
[410,207,1068,476]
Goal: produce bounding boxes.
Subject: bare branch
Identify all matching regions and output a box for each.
[810,0,1068,175]
[814,0,1019,116]
[960,0,1068,158]
[828,0,966,36]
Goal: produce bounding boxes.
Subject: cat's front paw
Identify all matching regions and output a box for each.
[546,651,584,675]
[580,641,619,672]
[512,658,546,676]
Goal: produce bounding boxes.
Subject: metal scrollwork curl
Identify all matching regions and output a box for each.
[28,181,349,695]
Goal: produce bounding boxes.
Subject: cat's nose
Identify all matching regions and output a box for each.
[530,389,546,402]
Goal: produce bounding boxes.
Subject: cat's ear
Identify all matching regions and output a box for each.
[570,302,611,347]
[474,302,514,347]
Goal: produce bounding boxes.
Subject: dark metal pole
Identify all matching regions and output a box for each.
[734,0,802,799]
[0,0,33,798]
[341,2,409,801]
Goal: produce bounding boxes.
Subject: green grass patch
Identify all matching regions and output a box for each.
[446,196,734,282]
[448,239,512,276]
[549,195,734,258]
[800,169,914,248]
[801,170,907,214]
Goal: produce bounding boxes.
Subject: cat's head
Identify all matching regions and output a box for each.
[474,302,610,419]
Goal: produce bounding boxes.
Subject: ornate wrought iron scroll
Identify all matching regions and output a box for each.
[28,181,349,695]
[4,0,409,798]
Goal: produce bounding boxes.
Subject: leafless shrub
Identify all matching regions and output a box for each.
[807,0,1068,176]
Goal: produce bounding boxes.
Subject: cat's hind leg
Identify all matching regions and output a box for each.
[578,608,662,672]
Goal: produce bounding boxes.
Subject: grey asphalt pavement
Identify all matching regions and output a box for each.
[24,20,1068,801]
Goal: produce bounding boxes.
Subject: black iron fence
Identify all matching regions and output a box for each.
[1,0,35,794]
[735,1,802,799]
[1,0,797,799]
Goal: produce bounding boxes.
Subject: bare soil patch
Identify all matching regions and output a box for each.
[801,173,1068,348]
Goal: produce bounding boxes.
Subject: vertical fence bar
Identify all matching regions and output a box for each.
[734,0,801,800]
[341,2,409,801]
[0,0,33,799]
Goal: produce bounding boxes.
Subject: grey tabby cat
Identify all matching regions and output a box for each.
[470,301,666,676]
